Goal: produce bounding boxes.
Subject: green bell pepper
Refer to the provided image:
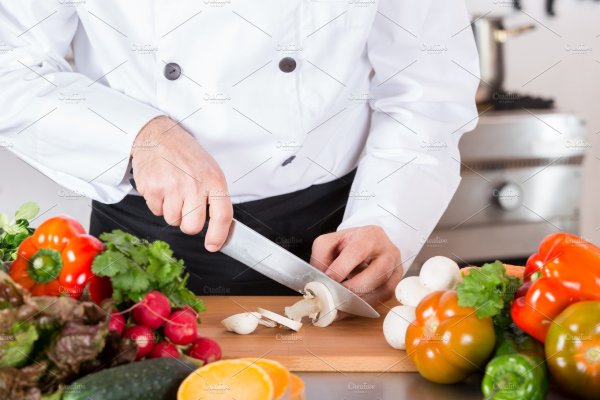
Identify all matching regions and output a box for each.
[482,329,548,400]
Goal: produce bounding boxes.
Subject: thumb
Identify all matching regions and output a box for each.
[309,232,341,272]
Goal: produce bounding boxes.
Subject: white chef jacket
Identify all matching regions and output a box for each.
[0,0,479,274]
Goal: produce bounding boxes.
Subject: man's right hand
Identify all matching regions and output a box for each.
[131,116,233,251]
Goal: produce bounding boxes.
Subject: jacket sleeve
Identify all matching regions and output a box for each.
[337,0,480,274]
[0,2,163,203]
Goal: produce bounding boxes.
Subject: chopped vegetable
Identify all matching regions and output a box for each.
[284,281,337,327]
[91,230,205,313]
[457,261,522,329]
[221,312,270,335]
[258,308,302,332]
[0,202,39,265]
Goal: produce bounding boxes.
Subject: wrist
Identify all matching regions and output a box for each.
[132,115,170,157]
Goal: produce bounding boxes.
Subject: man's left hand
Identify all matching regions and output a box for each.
[310,226,403,307]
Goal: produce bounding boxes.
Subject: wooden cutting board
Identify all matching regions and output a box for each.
[199,296,416,372]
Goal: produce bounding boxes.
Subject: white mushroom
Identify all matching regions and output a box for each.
[221,312,276,335]
[257,308,303,332]
[284,281,337,328]
[383,305,416,350]
[394,276,432,307]
[419,256,461,291]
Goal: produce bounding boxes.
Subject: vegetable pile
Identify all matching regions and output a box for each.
[0,271,137,399]
[385,232,600,400]
[0,204,225,399]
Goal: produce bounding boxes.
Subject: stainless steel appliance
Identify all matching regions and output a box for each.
[417,111,586,266]
[472,16,535,103]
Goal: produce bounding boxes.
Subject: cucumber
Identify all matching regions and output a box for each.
[63,358,197,400]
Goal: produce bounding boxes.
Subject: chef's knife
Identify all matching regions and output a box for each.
[220,219,379,318]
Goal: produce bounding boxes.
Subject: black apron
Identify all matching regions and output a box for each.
[90,170,356,295]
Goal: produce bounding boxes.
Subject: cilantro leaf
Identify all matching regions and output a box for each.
[109,265,152,294]
[92,250,130,277]
[95,230,204,314]
[457,261,522,326]
[161,276,206,314]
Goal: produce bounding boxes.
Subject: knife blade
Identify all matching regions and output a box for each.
[220,219,379,318]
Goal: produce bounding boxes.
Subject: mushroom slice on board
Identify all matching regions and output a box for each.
[284,281,338,328]
[257,308,303,332]
[221,312,276,335]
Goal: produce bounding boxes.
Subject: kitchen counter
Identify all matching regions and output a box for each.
[297,372,576,399]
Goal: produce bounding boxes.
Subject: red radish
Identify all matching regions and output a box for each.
[132,291,171,330]
[187,337,222,364]
[123,325,155,360]
[164,309,198,345]
[108,310,126,335]
[181,305,198,316]
[149,341,180,359]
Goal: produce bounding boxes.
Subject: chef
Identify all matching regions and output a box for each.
[0,1,479,304]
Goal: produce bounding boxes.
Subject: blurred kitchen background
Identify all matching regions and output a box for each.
[1,0,599,273]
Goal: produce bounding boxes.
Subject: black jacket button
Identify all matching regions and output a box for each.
[279,57,297,73]
[281,155,295,166]
[164,62,182,80]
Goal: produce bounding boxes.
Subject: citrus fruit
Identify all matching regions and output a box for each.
[178,359,273,400]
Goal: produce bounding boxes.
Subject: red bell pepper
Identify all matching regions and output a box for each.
[8,216,111,303]
[511,232,600,342]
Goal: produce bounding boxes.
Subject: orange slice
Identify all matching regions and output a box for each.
[178,359,274,400]
[244,358,290,400]
[289,373,305,400]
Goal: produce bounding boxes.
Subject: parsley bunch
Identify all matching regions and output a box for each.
[92,230,205,313]
[457,260,522,329]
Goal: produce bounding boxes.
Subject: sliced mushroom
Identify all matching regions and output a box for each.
[221,312,276,335]
[284,281,337,328]
[257,308,303,332]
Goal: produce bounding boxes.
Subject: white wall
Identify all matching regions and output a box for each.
[466,0,600,243]
[0,153,91,229]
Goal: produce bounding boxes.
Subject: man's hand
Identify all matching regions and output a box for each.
[131,116,233,251]
[310,226,403,306]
